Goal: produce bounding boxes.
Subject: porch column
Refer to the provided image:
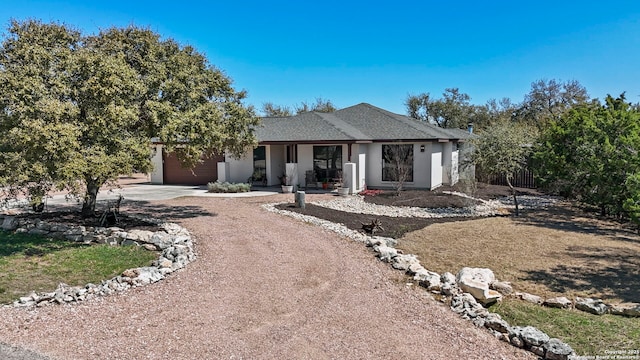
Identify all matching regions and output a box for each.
[343,162,357,194]
[217,162,230,183]
[443,142,453,185]
[150,144,164,184]
[286,163,298,187]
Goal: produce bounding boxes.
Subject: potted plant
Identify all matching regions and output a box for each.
[337,187,350,196]
[279,173,293,193]
[322,179,329,190]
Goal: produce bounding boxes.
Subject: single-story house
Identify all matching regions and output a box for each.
[150,103,472,192]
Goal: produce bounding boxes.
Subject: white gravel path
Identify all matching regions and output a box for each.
[311,193,559,218]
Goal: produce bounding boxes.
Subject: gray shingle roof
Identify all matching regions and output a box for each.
[255,103,471,143]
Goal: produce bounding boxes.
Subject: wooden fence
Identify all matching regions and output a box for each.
[486,168,537,189]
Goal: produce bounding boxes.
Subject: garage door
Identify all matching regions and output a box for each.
[162,151,224,185]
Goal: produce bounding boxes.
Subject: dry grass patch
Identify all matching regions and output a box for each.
[397,201,640,303]
[0,231,158,304]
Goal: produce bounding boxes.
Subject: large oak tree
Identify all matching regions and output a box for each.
[0,20,259,216]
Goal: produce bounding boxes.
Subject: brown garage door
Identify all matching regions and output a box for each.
[163,151,224,185]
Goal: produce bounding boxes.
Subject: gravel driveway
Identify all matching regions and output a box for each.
[0,194,532,359]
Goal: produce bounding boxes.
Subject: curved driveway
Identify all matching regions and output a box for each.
[0,187,532,359]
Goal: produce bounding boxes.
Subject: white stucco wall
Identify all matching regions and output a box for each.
[149,144,163,184]
[413,142,430,189]
[431,143,443,190]
[365,142,435,189]
[223,141,456,190]
[357,144,367,191]
[442,142,453,185]
[269,145,286,185]
[451,150,459,185]
[226,150,254,184]
[297,145,314,186]
[365,143,383,187]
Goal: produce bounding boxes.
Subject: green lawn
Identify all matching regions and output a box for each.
[491,298,640,356]
[0,231,158,304]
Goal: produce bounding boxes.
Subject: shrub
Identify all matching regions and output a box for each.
[207,181,251,193]
[358,189,384,197]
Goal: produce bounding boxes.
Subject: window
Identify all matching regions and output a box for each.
[313,146,342,181]
[252,146,266,183]
[382,144,414,182]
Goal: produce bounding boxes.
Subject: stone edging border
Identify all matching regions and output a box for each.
[263,201,590,360]
[0,213,196,308]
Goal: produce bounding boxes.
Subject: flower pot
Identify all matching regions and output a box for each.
[281,185,293,193]
[337,187,350,196]
[322,183,329,190]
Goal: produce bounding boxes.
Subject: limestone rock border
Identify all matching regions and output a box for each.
[265,202,584,360]
[0,213,196,308]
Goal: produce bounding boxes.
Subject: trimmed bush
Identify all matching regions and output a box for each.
[207,181,251,193]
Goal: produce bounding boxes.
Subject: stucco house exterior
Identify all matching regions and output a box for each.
[150,103,472,192]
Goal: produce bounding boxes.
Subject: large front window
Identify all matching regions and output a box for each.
[382,144,414,182]
[252,146,266,183]
[313,146,342,181]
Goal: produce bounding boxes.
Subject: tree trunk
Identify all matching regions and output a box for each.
[506,177,519,216]
[82,181,100,218]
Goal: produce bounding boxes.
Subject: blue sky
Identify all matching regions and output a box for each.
[2,1,640,114]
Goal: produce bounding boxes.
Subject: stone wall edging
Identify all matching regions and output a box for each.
[263,202,586,360]
[0,213,196,308]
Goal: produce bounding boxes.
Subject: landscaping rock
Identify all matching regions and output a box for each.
[609,302,640,317]
[516,292,543,305]
[28,228,50,235]
[392,254,419,271]
[126,229,154,243]
[543,338,575,360]
[441,272,456,285]
[484,313,510,334]
[413,269,441,291]
[121,239,140,247]
[456,267,502,305]
[622,304,640,317]
[509,335,524,348]
[148,232,174,250]
[407,262,424,275]
[520,326,550,347]
[374,245,397,262]
[365,236,397,248]
[132,267,163,285]
[544,297,572,309]
[490,281,513,295]
[1,216,18,231]
[441,282,459,296]
[575,297,608,315]
[531,345,545,357]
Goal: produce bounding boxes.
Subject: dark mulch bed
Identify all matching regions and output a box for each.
[277,183,540,238]
[275,203,481,239]
[16,211,157,231]
[362,183,542,208]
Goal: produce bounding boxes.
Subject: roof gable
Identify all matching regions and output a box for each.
[256,103,470,143]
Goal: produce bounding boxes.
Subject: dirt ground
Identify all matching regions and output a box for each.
[398,200,640,303]
[286,186,640,304]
